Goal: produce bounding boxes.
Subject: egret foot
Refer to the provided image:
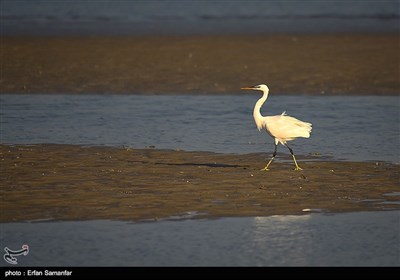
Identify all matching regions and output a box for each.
[289,153,303,171]
[261,156,275,171]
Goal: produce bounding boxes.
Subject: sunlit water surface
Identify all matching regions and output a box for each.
[0,211,399,266]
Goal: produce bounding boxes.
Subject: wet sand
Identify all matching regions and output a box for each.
[1,35,399,95]
[1,144,399,222]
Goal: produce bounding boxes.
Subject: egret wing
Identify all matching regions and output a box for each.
[265,114,312,141]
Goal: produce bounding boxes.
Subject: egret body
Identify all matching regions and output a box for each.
[241,84,312,171]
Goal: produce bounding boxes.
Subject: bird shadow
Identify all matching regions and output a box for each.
[127,159,247,168]
[155,162,246,168]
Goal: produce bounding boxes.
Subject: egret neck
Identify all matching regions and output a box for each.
[253,87,269,131]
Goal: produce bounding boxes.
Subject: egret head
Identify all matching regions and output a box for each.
[241,84,269,93]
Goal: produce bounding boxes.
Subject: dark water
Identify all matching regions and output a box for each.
[1,211,399,266]
[1,0,398,35]
[1,95,399,163]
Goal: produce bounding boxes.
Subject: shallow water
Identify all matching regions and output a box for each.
[2,0,398,35]
[1,95,399,163]
[0,211,399,266]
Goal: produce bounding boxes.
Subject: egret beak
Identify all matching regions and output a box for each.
[241,87,255,90]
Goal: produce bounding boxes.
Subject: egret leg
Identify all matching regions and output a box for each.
[284,143,302,171]
[261,144,278,171]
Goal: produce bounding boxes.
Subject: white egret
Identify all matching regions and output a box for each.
[241,84,312,171]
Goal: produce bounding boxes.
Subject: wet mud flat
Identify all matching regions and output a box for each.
[2,35,399,95]
[1,144,399,222]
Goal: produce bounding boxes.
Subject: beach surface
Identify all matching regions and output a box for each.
[1,144,399,222]
[2,35,399,95]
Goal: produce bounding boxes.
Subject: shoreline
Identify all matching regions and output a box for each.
[1,144,399,223]
[1,34,399,95]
